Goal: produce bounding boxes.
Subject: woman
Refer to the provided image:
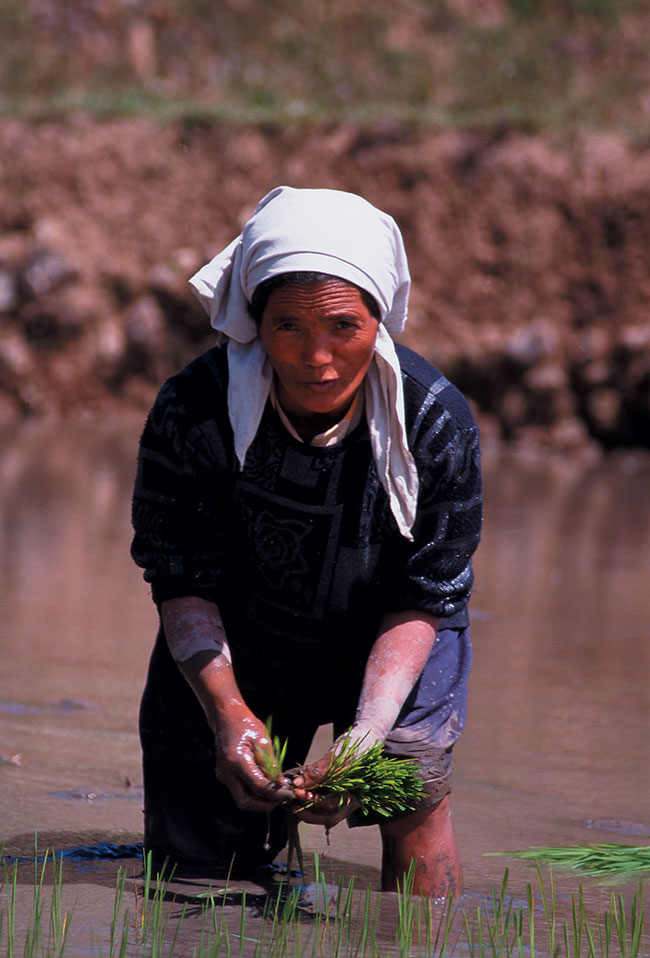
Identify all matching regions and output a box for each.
[131,186,482,897]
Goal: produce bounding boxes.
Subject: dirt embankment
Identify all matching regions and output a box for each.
[1,117,649,454]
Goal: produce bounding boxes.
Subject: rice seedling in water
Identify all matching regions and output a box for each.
[1,840,72,958]
[489,843,650,881]
[1,842,648,956]
[463,866,647,958]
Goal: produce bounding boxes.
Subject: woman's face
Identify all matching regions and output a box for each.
[259,279,379,434]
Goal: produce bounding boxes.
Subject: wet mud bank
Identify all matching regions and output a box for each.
[1,118,649,453]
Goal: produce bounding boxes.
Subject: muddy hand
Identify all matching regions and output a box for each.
[214,710,295,812]
[288,752,359,827]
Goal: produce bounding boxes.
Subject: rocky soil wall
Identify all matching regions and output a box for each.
[2,117,649,454]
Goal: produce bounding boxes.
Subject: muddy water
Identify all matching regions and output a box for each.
[1,419,649,951]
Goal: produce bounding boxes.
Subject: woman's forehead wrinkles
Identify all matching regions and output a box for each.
[264,281,368,317]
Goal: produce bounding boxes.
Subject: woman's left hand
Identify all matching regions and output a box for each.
[289,752,359,827]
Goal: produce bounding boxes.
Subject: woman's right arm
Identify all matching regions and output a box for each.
[131,372,292,809]
[161,596,294,811]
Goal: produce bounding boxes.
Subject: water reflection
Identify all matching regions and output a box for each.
[457,449,650,892]
[0,421,649,894]
[0,418,153,849]
[0,416,151,676]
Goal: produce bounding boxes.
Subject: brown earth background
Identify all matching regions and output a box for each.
[2,0,650,455]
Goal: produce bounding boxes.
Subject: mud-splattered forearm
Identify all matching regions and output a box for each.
[162,595,232,664]
[350,610,439,745]
[161,595,240,734]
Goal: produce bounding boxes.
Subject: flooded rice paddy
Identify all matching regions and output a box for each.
[1,418,649,953]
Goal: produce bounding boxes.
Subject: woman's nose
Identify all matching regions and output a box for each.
[303,335,333,366]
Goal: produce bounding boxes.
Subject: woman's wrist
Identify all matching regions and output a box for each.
[336,721,384,753]
[351,694,405,745]
[178,652,250,734]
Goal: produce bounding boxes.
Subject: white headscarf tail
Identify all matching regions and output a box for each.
[226,340,273,466]
[365,327,419,540]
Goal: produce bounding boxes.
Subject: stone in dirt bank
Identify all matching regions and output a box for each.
[1,117,649,453]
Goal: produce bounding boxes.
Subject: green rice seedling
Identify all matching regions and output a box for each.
[462,869,525,958]
[430,890,458,957]
[487,870,518,957]
[298,732,426,819]
[47,850,71,957]
[249,882,308,958]
[329,874,354,958]
[23,839,71,958]
[26,843,45,956]
[108,865,130,958]
[393,861,459,958]
[2,857,18,958]
[395,861,418,955]
[133,849,188,954]
[2,840,648,958]
[565,882,612,958]
[534,863,557,957]
[526,881,535,958]
[460,868,647,958]
[343,882,380,958]
[489,843,650,881]
[255,719,289,785]
[196,878,238,957]
[1,842,73,958]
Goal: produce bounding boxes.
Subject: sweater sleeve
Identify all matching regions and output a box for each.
[386,382,483,620]
[130,372,233,607]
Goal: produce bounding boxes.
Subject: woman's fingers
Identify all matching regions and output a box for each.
[217,737,357,820]
[226,779,280,812]
[213,714,297,809]
[288,751,359,826]
[290,752,333,788]
[296,793,358,827]
[216,763,293,811]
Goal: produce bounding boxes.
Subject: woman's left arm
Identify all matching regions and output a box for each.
[294,396,481,823]
[348,609,439,746]
[291,610,438,825]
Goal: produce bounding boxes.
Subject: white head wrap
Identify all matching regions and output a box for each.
[189,185,419,539]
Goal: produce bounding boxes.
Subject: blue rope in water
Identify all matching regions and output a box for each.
[1,842,144,865]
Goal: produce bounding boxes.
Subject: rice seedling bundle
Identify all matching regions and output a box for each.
[256,724,426,818]
[300,735,426,818]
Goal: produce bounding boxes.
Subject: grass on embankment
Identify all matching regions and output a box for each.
[1,0,649,137]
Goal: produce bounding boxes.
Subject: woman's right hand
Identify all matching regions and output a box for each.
[213,707,295,812]
[160,598,295,813]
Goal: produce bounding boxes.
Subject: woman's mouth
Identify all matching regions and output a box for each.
[302,379,339,390]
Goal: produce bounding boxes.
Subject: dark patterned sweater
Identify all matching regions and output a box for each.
[131,343,482,705]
